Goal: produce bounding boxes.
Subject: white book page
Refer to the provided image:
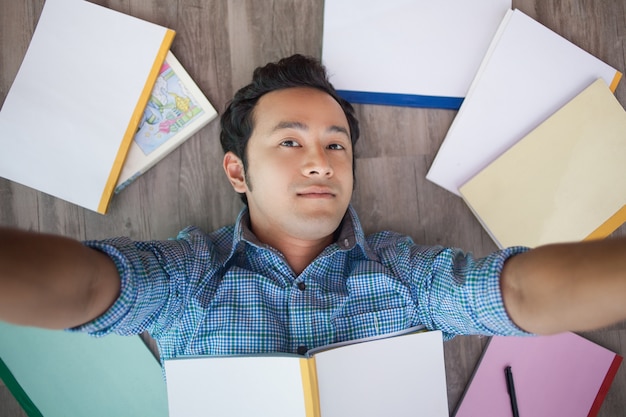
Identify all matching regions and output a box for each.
[426,9,620,196]
[0,0,169,212]
[165,355,307,417]
[314,331,448,417]
[322,0,511,98]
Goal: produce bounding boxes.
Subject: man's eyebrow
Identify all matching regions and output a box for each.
[271,121,350,137]
[271,121,308,132]
[327,125,350,137]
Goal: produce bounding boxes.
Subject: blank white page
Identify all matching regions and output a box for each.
[322,0,511,99]
[314,330,448,417]
[165,355,307,417]
[0,0,172,212]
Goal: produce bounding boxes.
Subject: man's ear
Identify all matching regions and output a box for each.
[223,152,247,193]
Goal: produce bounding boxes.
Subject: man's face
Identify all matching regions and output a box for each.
[225,87,354,242]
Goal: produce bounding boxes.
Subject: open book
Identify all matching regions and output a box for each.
[164,327,449,417]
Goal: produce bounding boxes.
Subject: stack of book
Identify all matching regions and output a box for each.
[323,4,625,248]
[0,0,216,214]
[424,9,624,248]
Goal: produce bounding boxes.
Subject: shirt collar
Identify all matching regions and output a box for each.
[229,205,378,262]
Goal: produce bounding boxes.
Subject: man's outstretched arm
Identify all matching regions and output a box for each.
[501,237,626,335]
[0,228,120,329]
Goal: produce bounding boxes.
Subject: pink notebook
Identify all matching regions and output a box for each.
[454,332,622,417]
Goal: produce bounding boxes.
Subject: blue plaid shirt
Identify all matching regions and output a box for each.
[74,206,530,362]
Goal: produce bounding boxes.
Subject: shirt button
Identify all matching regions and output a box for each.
[297,282,306,291]
[297,345,308,355]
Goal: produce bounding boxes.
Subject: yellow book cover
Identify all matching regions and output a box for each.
[460,79,626,248]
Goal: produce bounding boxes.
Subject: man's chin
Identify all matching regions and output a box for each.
[291,209,347,239]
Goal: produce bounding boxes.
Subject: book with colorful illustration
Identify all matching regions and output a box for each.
[115,51,217,193]
[0,0,175,214]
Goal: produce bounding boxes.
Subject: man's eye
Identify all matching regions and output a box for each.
[328,143,345,150]
[280,140,300,147]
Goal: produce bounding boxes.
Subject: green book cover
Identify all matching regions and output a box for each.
[0,323,167,417]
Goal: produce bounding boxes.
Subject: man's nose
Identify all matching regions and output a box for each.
[302,145,333,177]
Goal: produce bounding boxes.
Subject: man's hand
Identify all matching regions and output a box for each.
[0,228,120,329]
[501,237,626,334]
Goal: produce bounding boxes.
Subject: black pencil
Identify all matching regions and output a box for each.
[505,366,520,417]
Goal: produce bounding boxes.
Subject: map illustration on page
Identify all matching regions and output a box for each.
[135,61,206,155]
[115,51,217,194]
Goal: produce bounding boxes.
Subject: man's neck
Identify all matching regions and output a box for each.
[250,225,334,275]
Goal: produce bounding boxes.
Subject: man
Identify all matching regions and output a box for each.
[1,55,625,362]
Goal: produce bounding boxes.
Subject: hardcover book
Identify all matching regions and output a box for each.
[0,322,167,417]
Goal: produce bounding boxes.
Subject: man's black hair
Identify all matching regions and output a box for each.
[220,54,360,204]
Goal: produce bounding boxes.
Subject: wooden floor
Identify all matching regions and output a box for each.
[1,0,625,415]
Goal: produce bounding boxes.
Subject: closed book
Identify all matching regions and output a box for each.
[426,9,622,196]
[459,79,626,248]
[321,0,511,109]
[454,332,623,417]
[0,0,175,213]
[0,322,168,417]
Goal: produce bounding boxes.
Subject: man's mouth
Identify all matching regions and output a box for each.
[296,186,336,198]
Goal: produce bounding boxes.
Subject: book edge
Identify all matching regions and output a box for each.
[451,337,493,417]
[336,90,463,110]
[587,354,623,417]
[0,356,44,417]
[97,28,176,214]
[114,51,217,193]
[300,357,320,417]
[584,205,626,241]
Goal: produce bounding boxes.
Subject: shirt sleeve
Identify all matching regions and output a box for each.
[68,232,199,338]
[408,243,533,339]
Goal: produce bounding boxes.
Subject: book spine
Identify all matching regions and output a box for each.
[0,357,44,417]
[300,357,321,417]
[97,28,176,214]
[584,205,626,241]
[336,90,463,110]
[587,354,623,417]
